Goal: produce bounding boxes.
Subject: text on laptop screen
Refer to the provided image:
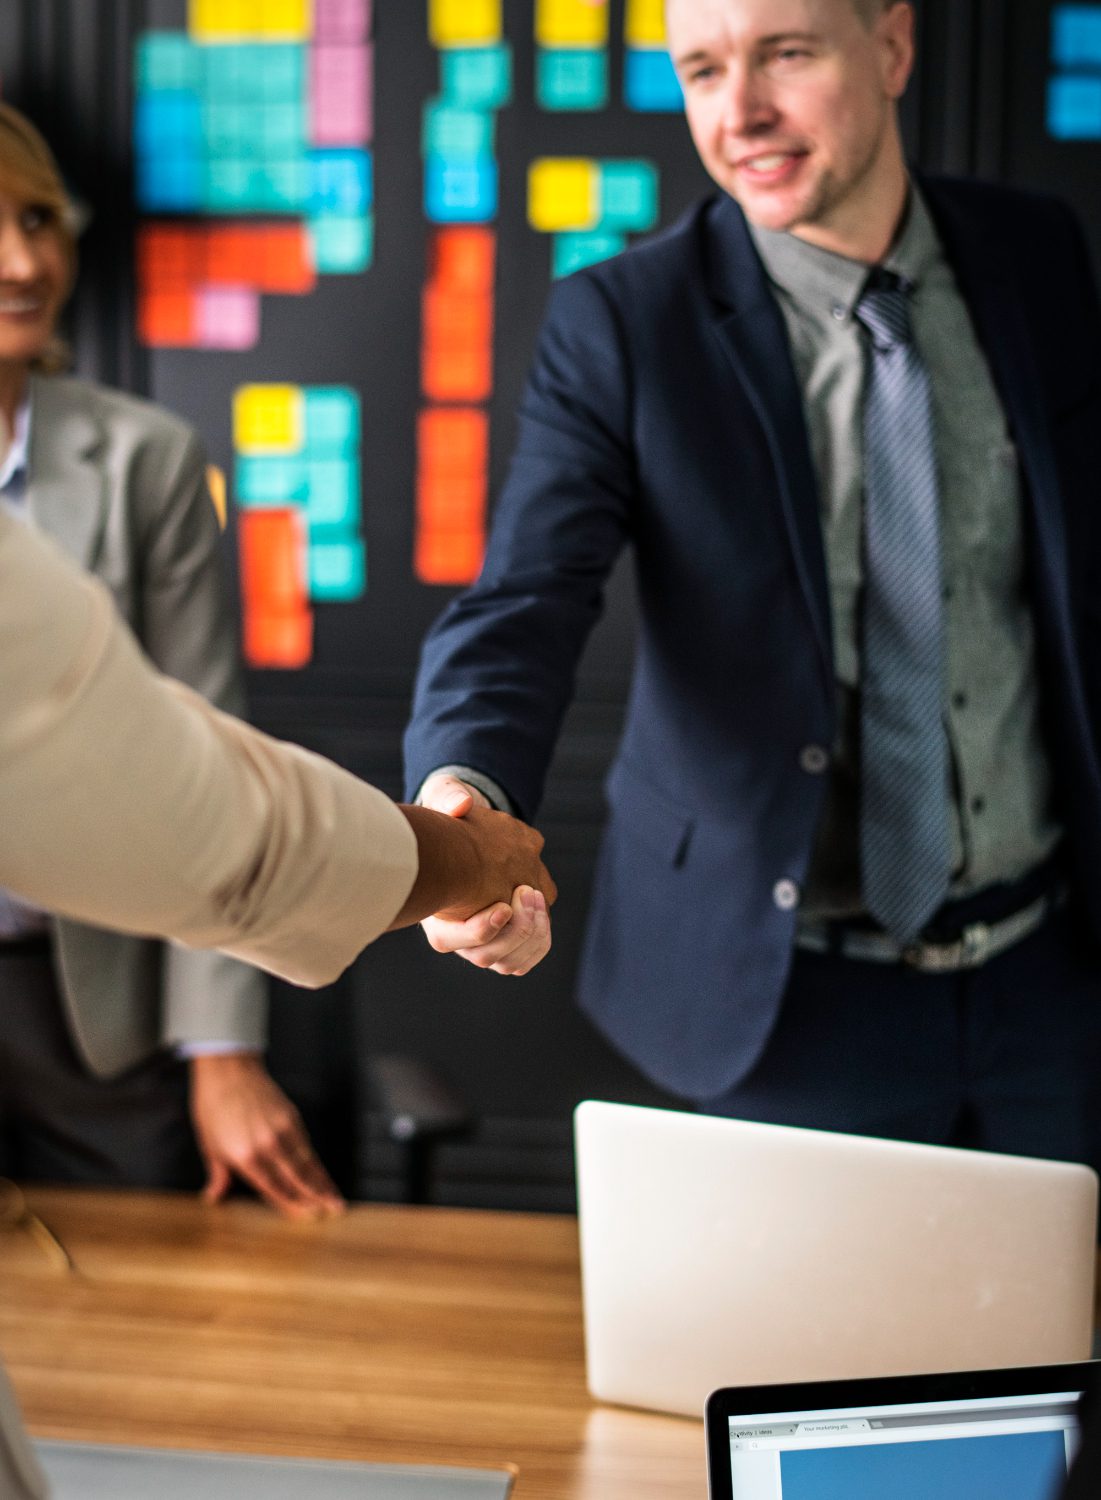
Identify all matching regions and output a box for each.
[725,1390,1082,1499]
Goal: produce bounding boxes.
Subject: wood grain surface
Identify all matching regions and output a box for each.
[0,1189,705,1499]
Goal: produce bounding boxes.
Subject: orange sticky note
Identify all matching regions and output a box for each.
[137,288,198,346]
[415,528,485,585]
[243,607,314,669]
[430,227,496,292]
[137,225,206,291]
[422,341,493,403]
[204,225,261,285]
[237,507,308,611]
[258,225,316,294]
[416,467,486,526]
[418,407,489,476]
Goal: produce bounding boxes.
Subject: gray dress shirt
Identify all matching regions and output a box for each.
[750,188,1061,919]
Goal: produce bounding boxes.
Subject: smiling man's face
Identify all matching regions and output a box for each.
[667,0,914,257]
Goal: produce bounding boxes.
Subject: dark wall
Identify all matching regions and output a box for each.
[3,0,1097,1208]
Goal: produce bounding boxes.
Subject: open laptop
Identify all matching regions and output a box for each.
[574,1101,1098,1417]
[705,1363,1099,1500]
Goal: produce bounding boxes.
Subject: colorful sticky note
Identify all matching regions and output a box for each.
[137,288,198,347]
[552,230,626,278]
[304,387,361,453]
[535,0,609,49]
[414,528,485,586]
[440,45,512,109]
[425,157,498,223]
[243,607,314,668]
[418,407,489,475]
[134,92,203,156]
[137,225,206,290]
[304,460,360,529]
[624,0,666,46]
[309,212,374,271]
[136,154,205,213]
[259,0,312,40]
[189,0,263,41]
[422,285,494,352]
[624,47,682,111]
[429,0,502,48]
[309,537,366,599]
[423,101,496,161]
[196,285,261,348]
[314,0,372,43]
[135,33,202,92]
[422,339,493,403]
[310,148,373,213]
[255,224,316,291]
[1048,75,1101,138]
[311,44,373,145]
[430,227,496,291]
[234,384,306,454]
[527,157,600,232]
[237,507,308,610]
[598,159,659,232]
[236,456,309,504]
[537,49,608,111]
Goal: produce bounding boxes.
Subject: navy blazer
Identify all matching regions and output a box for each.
[405,180,1101,1099]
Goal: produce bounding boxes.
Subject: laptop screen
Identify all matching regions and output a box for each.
[707,1366,1096,1500]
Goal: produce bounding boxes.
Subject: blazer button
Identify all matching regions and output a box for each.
[773,879,800,912]
[799,744,829,775]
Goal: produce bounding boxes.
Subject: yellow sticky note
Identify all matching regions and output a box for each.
[234,385,305,455]
[260,0,312,39]
[189,0,263,40]
[535,0,609,49]
[528,158,601,233]
[429,0,502,48]
[625,0,665,46]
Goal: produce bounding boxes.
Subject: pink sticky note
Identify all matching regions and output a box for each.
[196,285,261,350]
[314,0,370,43]
[310,44,372,146]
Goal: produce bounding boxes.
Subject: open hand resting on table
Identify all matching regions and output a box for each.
[412,773,554,977]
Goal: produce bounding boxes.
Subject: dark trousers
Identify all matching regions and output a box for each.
[704,909,1101,1173]
[0,945,202,1189]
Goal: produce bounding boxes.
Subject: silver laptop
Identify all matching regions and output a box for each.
[575,1101,1098,1418]
[705,1362,1099,1500]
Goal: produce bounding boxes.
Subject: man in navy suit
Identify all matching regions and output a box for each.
[405,0,1101,1165]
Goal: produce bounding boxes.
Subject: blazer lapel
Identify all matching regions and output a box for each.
[922,182,1073,640]
[703,196,834,683]
[26,375,107,570]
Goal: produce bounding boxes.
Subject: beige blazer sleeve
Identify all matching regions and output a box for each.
[0,509,417,986]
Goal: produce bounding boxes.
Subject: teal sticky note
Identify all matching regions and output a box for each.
[537,49,608,111]
[552,230,626,278]
[309,213,374,273]
[309,536,366,600]
[305,388,361,454]
[205,157,266,212]
[259,44,306,103]
[598,159,659,232]
[260,155,310,210]
[262,100,307,152]
[235,457,309,505]
[440,45,512,110]
[305,459,360,529]
[202,102,263,158]
[422,101,495,161]
[204,45,261,102]
[135,32,201,93]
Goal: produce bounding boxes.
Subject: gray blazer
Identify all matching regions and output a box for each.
[26,375,266,1079]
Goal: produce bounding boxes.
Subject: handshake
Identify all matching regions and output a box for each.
[394,773,555,977]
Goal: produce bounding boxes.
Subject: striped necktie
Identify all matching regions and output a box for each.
[856,270,950,943]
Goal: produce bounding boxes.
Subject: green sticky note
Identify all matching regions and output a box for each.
[309,213,374,273]
[552,231,626,278]
[537,49,608,112]
[440,45,512,110]
[422,100,495,161]
[309,536,366,600]
[598,159,659,232]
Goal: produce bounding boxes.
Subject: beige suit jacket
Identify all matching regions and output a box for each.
[25,374,265,1077]
[0,506,417,1491]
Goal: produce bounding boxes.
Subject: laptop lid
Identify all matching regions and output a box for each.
[574,1102,1098,1417]
[705,1363,1099,1500]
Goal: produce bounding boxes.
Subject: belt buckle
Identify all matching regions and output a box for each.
[903,921,990,974]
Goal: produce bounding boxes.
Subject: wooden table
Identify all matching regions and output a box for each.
[0,1189,704,1498]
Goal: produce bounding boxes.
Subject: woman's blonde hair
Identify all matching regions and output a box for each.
[0,102,77,373]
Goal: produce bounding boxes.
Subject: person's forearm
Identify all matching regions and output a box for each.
[389,803,554,928]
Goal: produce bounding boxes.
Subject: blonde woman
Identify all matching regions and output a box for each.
[0,102,343,1219]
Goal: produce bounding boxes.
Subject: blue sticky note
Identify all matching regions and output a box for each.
[1048,75,1101,137]
[309,213,374,273]
[552,231,626,278]
[425,156,498,223]
[305,460,360,530]
[135,152,204,212]
[624,48,682,111]
[134,91,203,156]
[309,536,366,600]
[309,149,373,214]
[598,160,659,232]
[305,388,361,454]
[135,33,202,93]
[440,45,513,109]
[235,457,309,505]
[1052,5,1101,67]
[537,49,608,111]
